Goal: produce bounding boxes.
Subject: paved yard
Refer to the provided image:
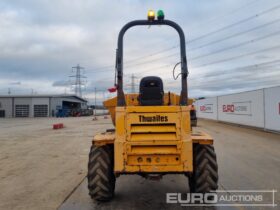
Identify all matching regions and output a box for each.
[0,116,112,210]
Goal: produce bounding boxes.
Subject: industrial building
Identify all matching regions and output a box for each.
[0,94,87,118]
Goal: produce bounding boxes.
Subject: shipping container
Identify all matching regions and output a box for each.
[190,86,280,132]
[264,86,280,132]
[217,89,264,128]
[195,97,218,120]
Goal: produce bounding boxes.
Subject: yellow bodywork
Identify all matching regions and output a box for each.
[93,93,212,174]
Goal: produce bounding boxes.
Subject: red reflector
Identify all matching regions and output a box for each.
[108,87,117,93]
[53,123,64,129]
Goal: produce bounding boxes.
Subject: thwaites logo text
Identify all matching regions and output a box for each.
[139,115,168,122]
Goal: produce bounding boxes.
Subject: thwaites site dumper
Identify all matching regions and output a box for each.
[87,10,218,201]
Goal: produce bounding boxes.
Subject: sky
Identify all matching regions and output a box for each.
[0,0,280,104]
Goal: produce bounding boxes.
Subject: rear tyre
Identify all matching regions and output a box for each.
[87,145,115,201]
[189,144,218,194]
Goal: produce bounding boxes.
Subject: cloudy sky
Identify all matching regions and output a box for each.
[0,0,280,104]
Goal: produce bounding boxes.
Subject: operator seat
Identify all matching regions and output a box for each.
[139,76,164,106]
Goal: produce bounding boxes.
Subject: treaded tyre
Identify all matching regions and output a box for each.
[189,144,218,194]
[87,145,115,201]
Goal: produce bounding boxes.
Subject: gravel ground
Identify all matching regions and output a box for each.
[60,119,280,210]
[0,116,113,210]
[0,117,279,210]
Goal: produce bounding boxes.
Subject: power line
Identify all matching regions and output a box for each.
[124,45,178,64]
[192,45,280,69]
[190,30,280,61]
[123,30,280,68]
[128,15,280,65]
[188,18,280,51]
[190,59,280,78]
[126,0,262,57]
[157,59,280,86]
[191,69,280,89]
[125,0,262,58]
[162,64,280,93]
[125,3,280,64]
[135,57,280,79]
[192,65,280,82]
[85,61,280,95]
[87,4,280,73]
[134,64,174,76]
[87,44,280,81]
[189,0,262,31]
[125,53,177,68]
[187,3,280,44]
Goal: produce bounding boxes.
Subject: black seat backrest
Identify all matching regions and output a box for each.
[139,76,164,106]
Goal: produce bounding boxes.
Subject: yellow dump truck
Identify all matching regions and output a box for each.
[87,10,218,201]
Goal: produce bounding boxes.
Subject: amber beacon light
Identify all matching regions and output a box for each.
[147,10,155,21]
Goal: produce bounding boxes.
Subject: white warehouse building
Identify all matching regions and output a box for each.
[0,94,87,118]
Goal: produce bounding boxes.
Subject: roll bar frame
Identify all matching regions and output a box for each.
[116,19,189,106]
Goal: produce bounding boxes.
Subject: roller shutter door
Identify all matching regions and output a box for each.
[15,105,29,117]
[34,105,48,117]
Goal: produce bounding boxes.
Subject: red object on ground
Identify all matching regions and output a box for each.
[108,87,117,93]
[53,123,64,129]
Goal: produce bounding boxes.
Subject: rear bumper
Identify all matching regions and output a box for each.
[114,165,190,174]
[114,140,193,173]
[92,131,213,174]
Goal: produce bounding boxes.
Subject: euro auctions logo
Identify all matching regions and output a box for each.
[166,190,277,207]
[167,193,217,205]
[222,101,252,115]
[200,104,213,113]
[223,104,235,112]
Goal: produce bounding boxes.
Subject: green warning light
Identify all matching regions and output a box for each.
[157,10,165,20]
